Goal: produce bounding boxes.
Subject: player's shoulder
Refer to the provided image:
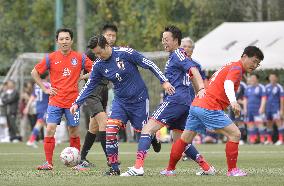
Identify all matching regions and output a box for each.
[276,83,284,89]
[258,83,266,90]
[265,83,272,88]
[172,48,187,61]
[240,81,247,88]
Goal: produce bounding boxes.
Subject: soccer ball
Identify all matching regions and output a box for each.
[60,147,81,167]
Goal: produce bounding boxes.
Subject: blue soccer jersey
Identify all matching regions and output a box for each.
[265,83,284,112]
[244,84,266,112]
[163,48,198,106]
[75,47,168,106]
[32,82,50,113]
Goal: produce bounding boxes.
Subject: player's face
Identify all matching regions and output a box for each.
[56,32,73,54]
[250,75,258,85]
[243,55,261,73]
[93,45,112,60]
[103,30,117,47]
[162,32,178,52]
[269,74,278,84]
[180,41,194,57]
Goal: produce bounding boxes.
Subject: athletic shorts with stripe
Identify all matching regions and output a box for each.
[150,101,190,131]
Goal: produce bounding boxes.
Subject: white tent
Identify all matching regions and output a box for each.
[193,21,284,70]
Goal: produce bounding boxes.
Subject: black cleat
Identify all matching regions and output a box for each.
[151,134,161,153]
[105,168,120,176]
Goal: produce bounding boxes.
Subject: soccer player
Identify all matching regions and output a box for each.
[31,28,93,170]
[265,73,284,145]
[25,73,50,148]
[73,24,118,171]
[70,34,174,175]
[121,26,208,177]
[243,74,266,144]
[162,46,264,177]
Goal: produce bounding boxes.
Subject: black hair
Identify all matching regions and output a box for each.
[102,23,118,33]
[85,48,96,61]
[56,28,74,40]
[241,46,264,61]
[251,73,260,79]
[164,25,182,45]
[87,35,108,49]
[40,72,49,79]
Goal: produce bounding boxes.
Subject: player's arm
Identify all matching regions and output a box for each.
[259,85,266,114]
[70,66,102,114]
[23,95,36,115]
[190,67,205,98]
[224,80,240,117]
[31,68,57,96]
[127,49,175,95]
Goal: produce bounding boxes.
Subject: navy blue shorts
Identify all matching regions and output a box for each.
[151,102,190,131]
[109,99,149,131]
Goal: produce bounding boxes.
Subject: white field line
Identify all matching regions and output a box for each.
[0,151,284,156]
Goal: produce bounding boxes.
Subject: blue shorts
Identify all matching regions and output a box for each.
[151,102,190,131]
[109,99,149,131]
[46,105,80,126]
[247,110,265,123]
[265,110,280,121]
[36,112,47,122]
[185,106,233,134]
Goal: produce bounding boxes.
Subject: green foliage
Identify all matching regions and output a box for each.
[1,0,284,75]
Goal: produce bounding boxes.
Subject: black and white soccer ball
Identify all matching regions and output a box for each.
[60,147,80,167]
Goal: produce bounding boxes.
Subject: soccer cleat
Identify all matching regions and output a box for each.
[151,135,161,153]
[160,169,176,176]
[37,161,53,170]
[239,140,245,145]
[72,160,93,171]
[120,166,144,176]
[105,168,121,176]
[26,141,38,148]
[196,166,216,176]
[274,140,283,146]
[264,141,273,145]
[227,168,247,176]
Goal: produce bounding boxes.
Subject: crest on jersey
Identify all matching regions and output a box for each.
[117,60,125,70]
[71,58,78,66]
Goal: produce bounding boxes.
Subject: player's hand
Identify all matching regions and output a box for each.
[44,87,58,96]
[231,101,241,117]
[70,104,79,115]
[162,81,175,95]
[258,107,265,114]
[23,107,29,115]
[196,88,206,98]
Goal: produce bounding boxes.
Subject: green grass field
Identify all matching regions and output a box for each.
[0,142,284,186]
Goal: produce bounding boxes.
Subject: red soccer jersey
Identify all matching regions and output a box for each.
[192,60,245,110]
[35,50,93,108]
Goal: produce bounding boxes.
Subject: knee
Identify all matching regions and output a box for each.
[106,119,121,136]
[228,130,241,142]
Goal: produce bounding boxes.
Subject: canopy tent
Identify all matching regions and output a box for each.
[192,21,284,70]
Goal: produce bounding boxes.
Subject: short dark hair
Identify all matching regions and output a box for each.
[164,25,182,45]
[87,35,108,49]
[56,28,74,40]
[102,23,118,33]
[251,73,260,79]
[242,46,264,61]
[85,48,96,61]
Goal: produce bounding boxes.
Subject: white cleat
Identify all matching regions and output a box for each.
[239,140,245,145]
[120,166,144,176]
[196,166,216,176]
[274,140,283,146]
[26,141,38,148]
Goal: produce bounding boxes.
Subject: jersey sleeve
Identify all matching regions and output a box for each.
[74,64,103,106]
[83,54,93,72]
[125,49,168,84]
[35,54,50,74]
[174,50,197,74]
[260,84,267,97]
[225,66,242,83]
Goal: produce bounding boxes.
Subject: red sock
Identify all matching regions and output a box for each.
[267,134,272,142]
[70,137,81,151]
[249,134,257,143]
[29,134,36,143]
[167,139,187,170]
[44,137,55,165]
[279,134,283,142]
[226,141,239,171]
[260,135,265,143]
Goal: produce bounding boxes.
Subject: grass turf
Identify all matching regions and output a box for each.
[0,142,283,186]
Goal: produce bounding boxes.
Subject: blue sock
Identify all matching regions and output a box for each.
[32,128,40,136]
[184,144,199,161]
[137,134,152,152]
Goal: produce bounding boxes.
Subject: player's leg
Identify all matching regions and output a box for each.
[105,99,127,175]
[65,108,81,151]
[27,113,46,148]
[215,123,247,176]
[246,111,258,144]
[37,106,62,170]
[265,112,274,144]
[274,111,283,145]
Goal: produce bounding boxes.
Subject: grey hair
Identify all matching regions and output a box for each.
[181,37,195,48]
